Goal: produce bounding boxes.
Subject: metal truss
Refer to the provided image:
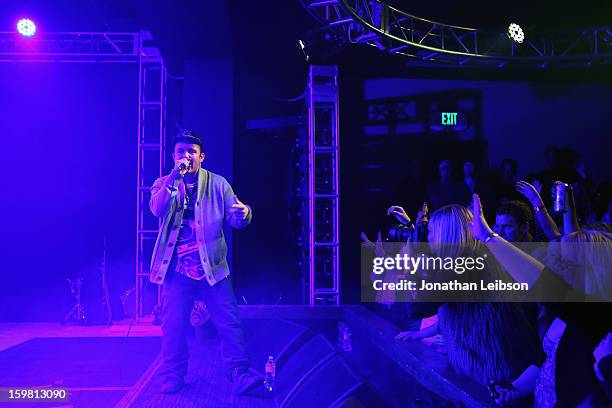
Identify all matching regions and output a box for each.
[0,32,152,62]
[0,30,166,321]
[306,65,341,305]
[135,37,167,320]
[301,0,612,68]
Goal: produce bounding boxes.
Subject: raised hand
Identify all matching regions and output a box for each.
[360,231,386,257]
[575,163,587,180]
[532,179,543,195]
[415,202,429,224]
[467,194,495,242]
[387,205,411,225]
[515,180,544,207]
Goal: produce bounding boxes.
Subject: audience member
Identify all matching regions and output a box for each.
[361,147,611,406]
[492,158,522,204]
[494,200,533,243]
[426,160,471,211]
[468,193,611,406]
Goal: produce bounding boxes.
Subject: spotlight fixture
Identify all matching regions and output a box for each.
[507,22,524,44]
[17,18,36,37]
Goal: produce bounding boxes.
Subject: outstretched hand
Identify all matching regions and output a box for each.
[230,196,250,220]
[494,384,520,405]
[387,206,411,225]
[515,181,544,207]
[395,331,423,342]
[467,194,495,242]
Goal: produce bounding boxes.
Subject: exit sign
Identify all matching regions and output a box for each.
[441,112,458,125]
[429,111,468,131]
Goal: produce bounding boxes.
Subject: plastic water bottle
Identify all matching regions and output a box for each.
[264,355,276,393]
[338,321,352,351]
[338,321,347,346]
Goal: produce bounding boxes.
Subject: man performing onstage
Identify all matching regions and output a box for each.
[149,130,261,394]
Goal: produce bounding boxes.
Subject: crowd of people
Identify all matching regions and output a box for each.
[362,146,612,406]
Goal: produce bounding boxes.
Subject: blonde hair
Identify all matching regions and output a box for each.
[561,230,612,299]
[428,205,476,257]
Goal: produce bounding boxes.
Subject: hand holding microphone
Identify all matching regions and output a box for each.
[174,157,192,176]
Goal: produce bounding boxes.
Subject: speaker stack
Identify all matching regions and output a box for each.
[246,319,379,408]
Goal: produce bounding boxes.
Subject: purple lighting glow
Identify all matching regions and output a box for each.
[17,18,37,37]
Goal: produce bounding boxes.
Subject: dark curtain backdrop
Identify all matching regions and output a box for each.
[0,63,138,321]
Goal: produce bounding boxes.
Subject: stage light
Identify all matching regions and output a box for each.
[17,18,37,37]
[507,23,524,44]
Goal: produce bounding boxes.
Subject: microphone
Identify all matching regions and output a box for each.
[178,159,192,171]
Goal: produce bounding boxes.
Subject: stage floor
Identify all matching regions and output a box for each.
[0,319,279,408]
[0,306,495,408]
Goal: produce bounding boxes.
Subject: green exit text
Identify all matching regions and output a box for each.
[441,112,458,125]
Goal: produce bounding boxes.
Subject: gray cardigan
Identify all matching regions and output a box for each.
[149,167,252,286]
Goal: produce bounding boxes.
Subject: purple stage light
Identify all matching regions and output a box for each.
[17,18,37,37]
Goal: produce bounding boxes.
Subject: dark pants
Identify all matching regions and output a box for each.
[159,272,249,380]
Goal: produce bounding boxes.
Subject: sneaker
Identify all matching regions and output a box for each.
[161,376,184,394]
[232,368,263,395]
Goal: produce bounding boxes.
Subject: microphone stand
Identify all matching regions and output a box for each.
[101,236,113,325]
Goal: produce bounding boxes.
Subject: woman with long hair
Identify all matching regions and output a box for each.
[425,205,543,391]
[427,204,477,259]
[559,230,612,299]
[469,193,611,406]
